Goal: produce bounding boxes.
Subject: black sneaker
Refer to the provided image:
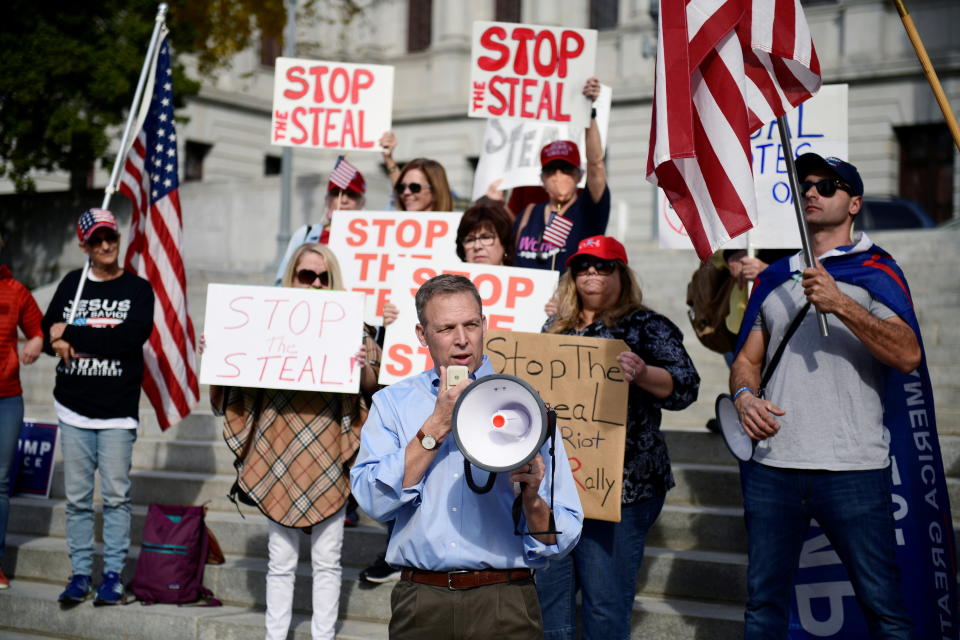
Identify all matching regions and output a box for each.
[359,554,400,584]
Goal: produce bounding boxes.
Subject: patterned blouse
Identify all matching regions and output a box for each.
[545,308,700,504]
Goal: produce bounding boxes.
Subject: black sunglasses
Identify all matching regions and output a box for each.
[395,182,429,195]
[329,187,361,198]
[541,163,580,178]
[570,258,617,276]
[295,269,330,287]
[85,231,119,247]
[800,178,851,198]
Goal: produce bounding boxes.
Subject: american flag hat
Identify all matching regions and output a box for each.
[327,156,366,195]
[564,235,628,267]
[76,208,118,243]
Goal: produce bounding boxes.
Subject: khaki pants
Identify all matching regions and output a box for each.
[389,576,543,640]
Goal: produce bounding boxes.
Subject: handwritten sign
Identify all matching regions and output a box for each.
[379,259,559,385]
[271,57,394,151]
[199,284,365,393]
[484,330,627,522]
[469,21,597,128]
[658,84,849,250]
[327,210,462,324]
[11,421,59,498]
[470,85,611,200]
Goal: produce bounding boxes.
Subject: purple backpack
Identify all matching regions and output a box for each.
[129,504,221,605]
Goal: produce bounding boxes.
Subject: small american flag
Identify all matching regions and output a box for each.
[118,31,199,430]
[542,214,574,249]
[646,0,821,260]
[329,155,359,190]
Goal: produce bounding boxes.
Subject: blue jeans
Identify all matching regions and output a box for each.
[536,493,666,640]
[0,395,24,559]
[59,422,136,576]
[742,461,912,639]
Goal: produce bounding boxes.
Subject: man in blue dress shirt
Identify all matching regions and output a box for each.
[351,274,583,639]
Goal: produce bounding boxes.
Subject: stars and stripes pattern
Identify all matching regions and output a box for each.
[119,32,199,430]
[542,214,574,249]
[329,155,360,190]
[646,0,822,261]
[77,209,117,241]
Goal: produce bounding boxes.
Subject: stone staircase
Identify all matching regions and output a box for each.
[1,229,957,639]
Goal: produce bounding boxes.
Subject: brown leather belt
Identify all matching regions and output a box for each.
[400,567,532,590]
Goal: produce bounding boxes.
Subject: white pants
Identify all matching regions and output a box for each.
[265,507,345,640]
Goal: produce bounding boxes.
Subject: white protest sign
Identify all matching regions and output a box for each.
[469,21,597,129]
[658,84,849,250]
[200,284,365,393]
[326,211,462,324]
[271,57,394,151]
[470,85,611,200]
[379,259,559,385]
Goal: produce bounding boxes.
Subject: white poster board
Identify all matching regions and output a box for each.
[658,84,849,250]
[469,21,597,129]
[470,85,611,200]
[271,57,394,151]
[326,210,463,324]
[379,259,559,385]
[200,284,365,393]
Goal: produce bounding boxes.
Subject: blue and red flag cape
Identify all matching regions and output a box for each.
[736,242,958,639]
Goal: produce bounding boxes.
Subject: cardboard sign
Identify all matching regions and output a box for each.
[484,330,627,522]
[658,84,849,250]
[470,85,611,200]
[326,211,463,324]
[379,259,559,385]
[10,421,58,498]
[469,21,597,128]
[271,57,394,151]
[199,284,365,393]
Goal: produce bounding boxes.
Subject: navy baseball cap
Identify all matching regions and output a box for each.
[795,153,864,197]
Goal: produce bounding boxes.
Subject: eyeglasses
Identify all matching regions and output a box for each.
[329,188,361,199]
[395,182,429,195]
[295,269,330,287]
[800,178,852,198]
[463,233,497,247]
[85,231,119,247]
[570,258,617,276]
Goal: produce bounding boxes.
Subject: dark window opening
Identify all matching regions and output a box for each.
[590,0,619,31]
[408,0,433,53]
[894,123,954,224]
[260,36,282,67]
[494,0,521,23]
[184,141,213,182]
[264,155,282,176]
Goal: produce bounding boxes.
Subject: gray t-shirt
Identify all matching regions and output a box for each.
[751,275,897,471]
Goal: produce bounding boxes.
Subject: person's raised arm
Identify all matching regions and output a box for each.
[582,77,606,203]
[380,131,400,186]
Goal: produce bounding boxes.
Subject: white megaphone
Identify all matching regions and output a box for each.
[452,373,561,536]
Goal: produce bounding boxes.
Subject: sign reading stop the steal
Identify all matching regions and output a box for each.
[271,57,394,151]
[469,21,597,128]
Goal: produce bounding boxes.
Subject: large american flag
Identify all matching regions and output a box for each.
[646,0,822,260]
[119,32,199,430]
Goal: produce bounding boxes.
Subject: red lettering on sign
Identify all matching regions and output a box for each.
[298,356,316,384]
[307,65,330,101]
[478,26,509,71]
[218,353,244,378]
[264,298,289,330]
[290,107,309,144]
[225,296,253,330]
[506,277,534,308]
[426,220,448,247]
[278,356,297,381]
[510,28,536,75]
[352,69,374,103]
[329,67,350,103]
[559,31,584,78]
[318,301,347,338]
[356,253,377,280]
[533,31,558,77]
[487,314,514,331]
[283,66,309,99]
[347,219,368,246]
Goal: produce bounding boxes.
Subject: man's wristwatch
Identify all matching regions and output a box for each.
[416,428,437,451]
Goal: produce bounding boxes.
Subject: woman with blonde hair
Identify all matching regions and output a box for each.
[210,242,379,640]
[536,235,700,640]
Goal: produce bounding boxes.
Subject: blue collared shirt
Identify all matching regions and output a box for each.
[350,356,583,571]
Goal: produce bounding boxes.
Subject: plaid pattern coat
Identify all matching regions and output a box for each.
[213,353,374,528]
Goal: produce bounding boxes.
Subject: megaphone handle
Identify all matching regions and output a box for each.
[463,460,497,494]
[513,409,562,537]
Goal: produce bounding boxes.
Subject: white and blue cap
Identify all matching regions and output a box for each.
[795,153,864,197]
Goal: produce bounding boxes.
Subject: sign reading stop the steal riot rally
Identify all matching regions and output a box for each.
[271,57,394,151]
[469,21,597,128]
[379,259,559,385]
[200,284,365,393]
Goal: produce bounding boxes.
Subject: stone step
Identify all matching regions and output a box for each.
[0,578,389,640]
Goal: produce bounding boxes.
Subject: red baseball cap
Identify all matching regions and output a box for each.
[76,208,119,243]
[327,171,366,196]
[565,235,628,267]
[540,140,581,169]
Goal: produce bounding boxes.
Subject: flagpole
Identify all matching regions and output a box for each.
[892,0,960,152]
[776,115,829,337]
[66,3,169,325]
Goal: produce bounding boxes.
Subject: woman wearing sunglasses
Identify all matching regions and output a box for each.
[393,158,454,212]
[536,235,700,640]
[209,242,380,640]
